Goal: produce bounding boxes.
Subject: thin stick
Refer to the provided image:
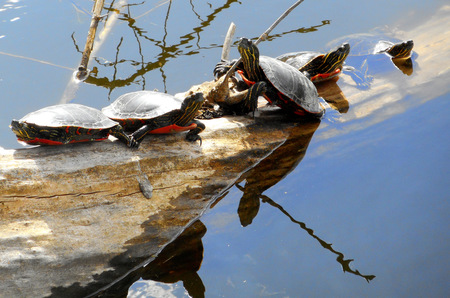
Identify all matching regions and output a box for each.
[76,0,105,81]
[224,0,305,79]
[221,22,236,61]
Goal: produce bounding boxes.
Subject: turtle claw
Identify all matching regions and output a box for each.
[214,59,236,78]
[129,138,140,149]
[186,134,202,146]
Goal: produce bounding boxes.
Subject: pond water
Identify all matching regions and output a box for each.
[1,0,449,297]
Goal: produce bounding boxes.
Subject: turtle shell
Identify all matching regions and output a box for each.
[276,43,350,81]
[102,91,182,120]
[259,56,323,114]
[276,51,322,70]
[20,103,118,129]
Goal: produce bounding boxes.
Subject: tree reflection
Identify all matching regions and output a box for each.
[71,1,330,94]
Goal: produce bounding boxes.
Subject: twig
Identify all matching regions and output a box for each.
[225,0,305,79]
[76,0,106,81]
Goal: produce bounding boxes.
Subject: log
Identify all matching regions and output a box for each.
[0,108,305,297]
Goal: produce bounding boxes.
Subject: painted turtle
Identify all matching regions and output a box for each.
[276,43,350,83]
[326,33,415,89]
[10,103,137,147]
[102,91,205,146]
[225,38,324,117]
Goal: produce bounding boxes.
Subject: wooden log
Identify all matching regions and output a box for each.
[0,108,303,297]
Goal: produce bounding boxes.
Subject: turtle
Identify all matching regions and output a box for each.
[10,103,137,147]
[326,33,415,89]
[215,38,324,117]
[102,91,205,146]
[276,42,351,83]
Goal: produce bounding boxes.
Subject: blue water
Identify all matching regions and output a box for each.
[195,95,449,297]
[1,1,449,297]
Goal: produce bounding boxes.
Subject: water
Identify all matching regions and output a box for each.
[1,0,449,297]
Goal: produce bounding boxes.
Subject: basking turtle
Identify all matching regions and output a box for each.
[10,103,137,147]
[102,91,205,146]
[326,33,415,89]
[215,38,324,117]
[276,43,351,83]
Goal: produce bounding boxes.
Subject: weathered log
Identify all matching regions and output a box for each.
[0,108,302,297]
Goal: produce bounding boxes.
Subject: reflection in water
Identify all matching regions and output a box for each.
[259,195,375,283]
[89,220,207,298]
[75,1,330,95]
[392,57,413,76]
[315,77,349,113]
[236,120,320,226]
[79,0,242,94]
[342,53,416,91]
[83,118,372,296]
[233,120,375,282]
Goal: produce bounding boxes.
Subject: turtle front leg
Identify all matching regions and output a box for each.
[130,124,153,147]
[186,120,205,146]
[110,125,138,148]
[214,59,239,78]
[224,81,267,115]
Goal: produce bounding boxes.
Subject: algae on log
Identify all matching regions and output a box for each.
[0,107,311,297]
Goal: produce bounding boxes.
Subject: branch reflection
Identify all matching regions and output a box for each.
[71,1,330,94]
[259,194,375,283]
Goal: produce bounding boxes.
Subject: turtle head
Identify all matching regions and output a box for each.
[335,42,351,60]
[238,38,264,82]
[181,92,205,114]
[238,38,259,58]
[325,42,350,69]
[10,120,36,141]
[387,40,414,59]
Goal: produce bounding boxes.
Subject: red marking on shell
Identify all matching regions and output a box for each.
[19,136,108,145]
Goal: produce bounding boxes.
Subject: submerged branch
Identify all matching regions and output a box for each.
[76,0,106,81]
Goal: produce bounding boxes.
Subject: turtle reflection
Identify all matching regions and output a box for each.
[92,220,207,298]
[234,120,375,282]
[315,77,350,114]
[236,120,321,226]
